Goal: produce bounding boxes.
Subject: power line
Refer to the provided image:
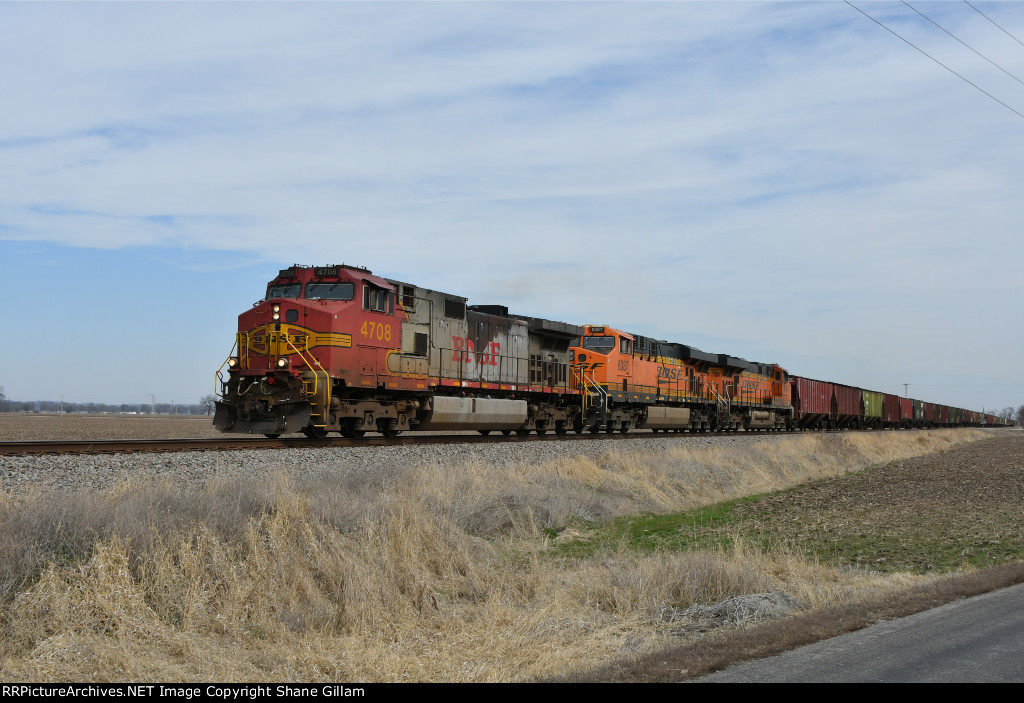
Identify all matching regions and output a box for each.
[845,0,1024,121]
[889,384,1024,388]
[964,0,1024,49]
[903,1,1024,87]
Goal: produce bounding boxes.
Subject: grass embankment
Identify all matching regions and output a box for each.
[0,429,1013,681]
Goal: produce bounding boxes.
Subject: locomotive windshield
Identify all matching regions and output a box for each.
[267,282,302,299]
[306,282,355,300]
[581,335,615,352]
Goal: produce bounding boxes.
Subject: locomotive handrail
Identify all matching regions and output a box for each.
[214,337,241,398]
[438,345,574,391]
[240,330,250,369]
[285,336,331,428]
[284,335,325,374]
[708,384,730,421]
[574,365,608,422]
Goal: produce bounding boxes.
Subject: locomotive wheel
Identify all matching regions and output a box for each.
[516,428,531,436]
[620,425,629,434]
[555,421,568,436]
[478,430,491,436]
[264,433,280,439]
[501,429,513,436]
[341,419,366,438]
[378,420,401,438]
[302,426,328,439]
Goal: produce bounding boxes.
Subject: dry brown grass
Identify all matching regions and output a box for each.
[417,429,991,534]
[0,429,998,681]
[0,414,220,441]
[559,560,1024,682]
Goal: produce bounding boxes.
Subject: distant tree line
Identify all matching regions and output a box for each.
[0,388,219,416]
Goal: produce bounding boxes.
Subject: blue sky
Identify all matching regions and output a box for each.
[2,1,1023,414]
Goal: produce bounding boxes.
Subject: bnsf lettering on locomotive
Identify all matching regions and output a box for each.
[478,341,501,366]
[657,366,682,380]
[451,336,499,365]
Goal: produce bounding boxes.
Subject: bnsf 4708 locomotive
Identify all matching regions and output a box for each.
[214,264,1010,437]
[214,264,583,438]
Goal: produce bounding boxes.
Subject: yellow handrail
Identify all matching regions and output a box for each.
[214,337,240,397]
[239,330,250,369]
[285,336,331,427]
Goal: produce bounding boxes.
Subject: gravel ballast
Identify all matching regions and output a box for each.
[1,433,790,493]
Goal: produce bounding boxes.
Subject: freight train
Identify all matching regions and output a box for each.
[213,264,1013,438]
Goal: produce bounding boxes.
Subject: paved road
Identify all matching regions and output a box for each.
[695,583,1024,682]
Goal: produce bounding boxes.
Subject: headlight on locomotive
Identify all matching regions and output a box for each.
[272,304,281,321]
[228,357,239,368]
[276,357,289,368]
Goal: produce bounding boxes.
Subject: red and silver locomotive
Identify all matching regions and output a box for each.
[214,265,583,437]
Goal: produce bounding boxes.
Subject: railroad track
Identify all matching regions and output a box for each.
[2,426,970,457]
[0,428,777,456]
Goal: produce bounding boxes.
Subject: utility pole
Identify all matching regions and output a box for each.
[903,383,909,398]
[150,394,156,415]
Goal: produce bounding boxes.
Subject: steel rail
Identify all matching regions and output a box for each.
[0,426,984,457]
[0,428,781,456]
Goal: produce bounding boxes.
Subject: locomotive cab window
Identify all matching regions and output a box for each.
[363,285,393,314]
[581,335,615,352]
[619,338,632,355]
[267,283,302,299]
[306,282,355,301]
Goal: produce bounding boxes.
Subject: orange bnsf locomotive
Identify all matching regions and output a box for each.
[571,325,792,433]
[213,264,793,437]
